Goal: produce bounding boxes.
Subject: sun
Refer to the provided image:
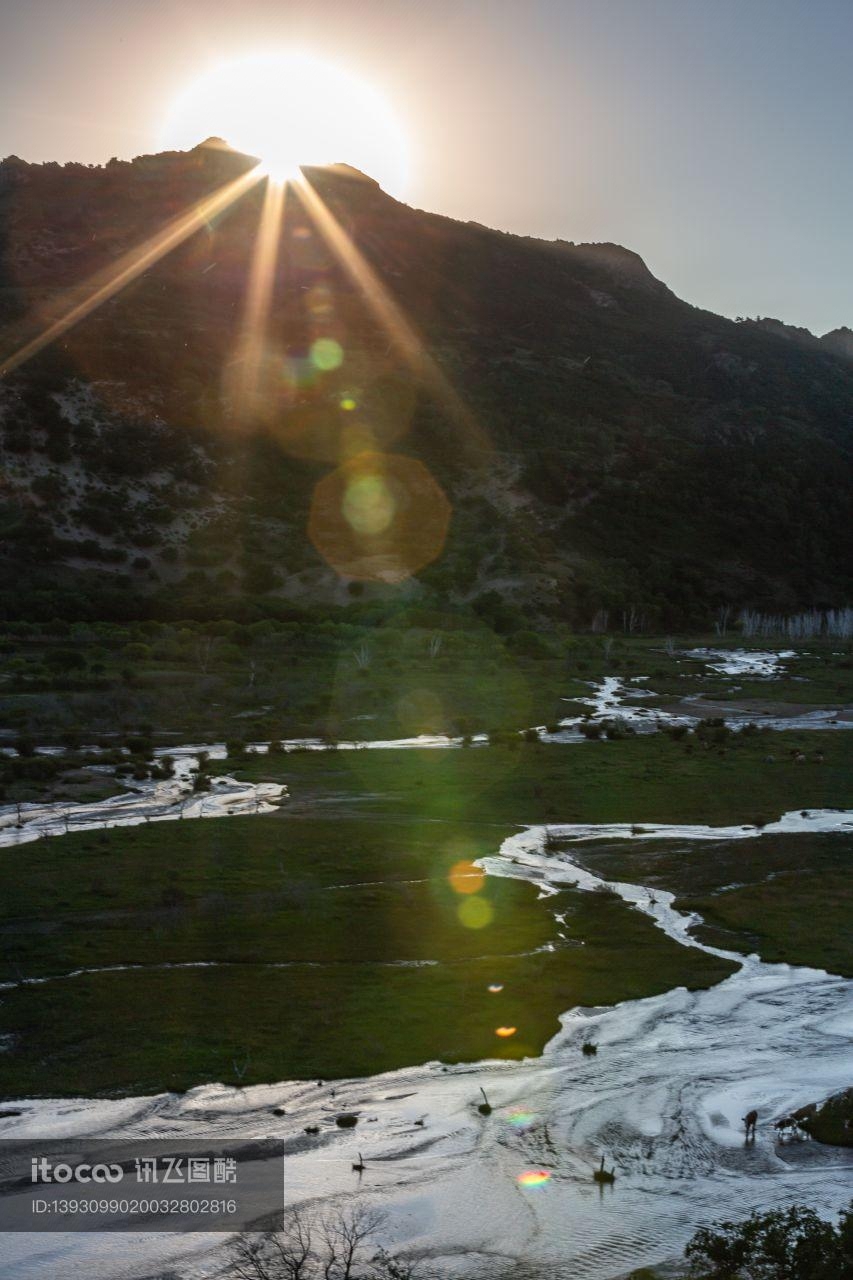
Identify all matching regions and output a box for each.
[160,51,410,193]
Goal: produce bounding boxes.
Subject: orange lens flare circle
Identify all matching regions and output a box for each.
[448,860,486,895]
[309,450,451,582]
[275,366,417,463]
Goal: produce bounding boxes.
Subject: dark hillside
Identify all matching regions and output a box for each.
[0,143,850,627]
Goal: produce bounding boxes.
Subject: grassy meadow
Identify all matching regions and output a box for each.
[2,623,850,753]
[0,809,734,1095]
[1,719,852,1096]
[0,634,851,1097]
[570,829,853,977]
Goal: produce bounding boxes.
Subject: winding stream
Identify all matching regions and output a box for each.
[1,648,851,1277]
[1,811,851,1279]
[1,649,849,850]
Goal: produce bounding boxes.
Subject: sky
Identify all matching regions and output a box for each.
[1,0,851,335]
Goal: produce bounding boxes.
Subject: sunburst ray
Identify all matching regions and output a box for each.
[223,177,286,424]
[294,172,490,458]
[0,166,263,378]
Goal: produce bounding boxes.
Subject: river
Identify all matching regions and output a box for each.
[1,649,851,1276]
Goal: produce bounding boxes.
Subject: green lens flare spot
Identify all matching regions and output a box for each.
[507,1110,537,1128]
[457,896,493,930]
[342,473,396,535]
[311,337,344,371]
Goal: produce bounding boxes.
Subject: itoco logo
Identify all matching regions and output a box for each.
[31,1158,123,1184]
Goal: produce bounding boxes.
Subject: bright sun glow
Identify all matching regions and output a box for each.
[161,51,410,193]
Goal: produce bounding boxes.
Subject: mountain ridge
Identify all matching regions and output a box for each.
[0,145,851,628]
[2,143,848,339]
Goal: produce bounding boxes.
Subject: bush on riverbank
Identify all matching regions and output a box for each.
[684,1201,852,1278]
[795,1088,853,1147]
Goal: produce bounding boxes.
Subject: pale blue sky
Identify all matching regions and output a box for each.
[2,0,851,334]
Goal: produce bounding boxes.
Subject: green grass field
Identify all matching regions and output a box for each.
[236,727,852,827]
[2,628,850,751]
[1,640,851,1099]
[682,831,852,976]
[0,812,734,1095]
[569,830,853,977]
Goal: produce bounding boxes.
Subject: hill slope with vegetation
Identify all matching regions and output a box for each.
[0,142,851,629]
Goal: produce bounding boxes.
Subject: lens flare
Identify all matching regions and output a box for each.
[495,1026,517,1038]
[311,337,344,371]
[0,166,262,378]
[448,860,486,895]
[488,984,504,994]
[517,1170,551,1189]
[396,687,447,734]
[224,177,286,426]
[343,472,396,535]
[308,450,451,582]
[457,896,493,930]
[507,1110,537,1129]
[305,282,335,320]
[295,175,491,459]
[341,424,376,458]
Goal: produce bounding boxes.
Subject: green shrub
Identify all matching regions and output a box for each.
[685,1202,852,1279]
